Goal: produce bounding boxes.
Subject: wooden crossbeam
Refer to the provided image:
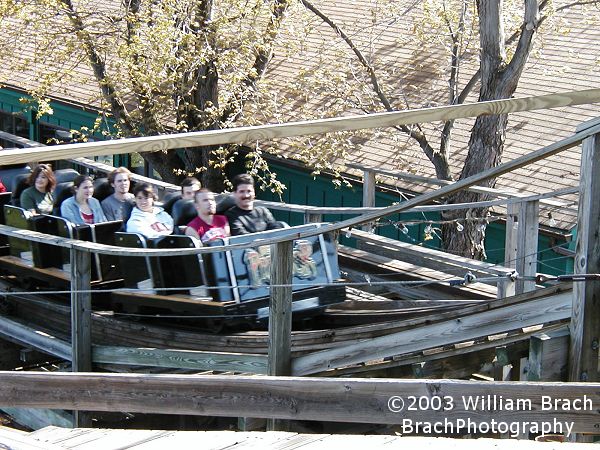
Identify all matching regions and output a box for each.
[292,290,571,376]
[1,371,600,433]
[0,315,267,373]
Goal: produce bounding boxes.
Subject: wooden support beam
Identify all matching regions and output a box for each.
[70,248,92,428]
[303,212,322,224]
[2,372,600,433]
[1,407,73,430]
[267,240,293,431]
[528,328,569,381]
[570,131,600,383]
[501,202,519,299]
[268,240,294,376]
[515,200,539,294]
[361,169,376,232]
[494,346,513,381]
[347,163,572,209]
[292,290,571,376]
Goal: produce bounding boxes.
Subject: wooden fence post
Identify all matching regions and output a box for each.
[569,129,600,384]
[501,202,519,298]
[303,212,323,224]
[362,169,376,232]
[267,240,293,431]
[515,200,539,294]
[70,247,92,428]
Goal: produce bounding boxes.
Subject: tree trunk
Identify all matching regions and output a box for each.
[441,0,538,259]
[441,113,508,259]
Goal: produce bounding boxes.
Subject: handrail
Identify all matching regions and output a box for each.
[346,163,573,209]
[0,372,599,432]
[261,186,579,215]
[0,89,598,166]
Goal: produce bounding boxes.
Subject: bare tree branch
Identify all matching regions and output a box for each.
[300,0,452,179]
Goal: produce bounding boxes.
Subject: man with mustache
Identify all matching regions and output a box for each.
[224,174,282,236]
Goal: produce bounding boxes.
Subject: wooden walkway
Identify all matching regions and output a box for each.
[0,426,597,449]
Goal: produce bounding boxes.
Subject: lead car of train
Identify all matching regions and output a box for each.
[0,165,345,328]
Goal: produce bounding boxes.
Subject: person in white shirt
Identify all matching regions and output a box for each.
[126,183,173,239]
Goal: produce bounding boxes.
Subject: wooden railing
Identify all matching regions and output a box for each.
[1,371,600,434]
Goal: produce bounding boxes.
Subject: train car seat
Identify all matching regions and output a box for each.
[3,205,32,259]
[54,168,79,184]
[215,193,235,214]
[0,192,13,251]
[152,235,206,296]
[0,166,30,196]
[171,198,196,228]
[29,214,72,269]
[114,232,157,292]
[10,174,30,207]
[93,177,113,202]
[52,182,74,216]
[162,192,181,216]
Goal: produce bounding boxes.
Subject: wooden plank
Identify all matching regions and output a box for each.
[0,426,67,450]
[515,200,539,295]
[303,212,322,224]
[267,240,293,431]
[92,346,268,374]
[361,169,376,232]
[37,428,171,449]
[70,157,179,194]
[70,249,92,373]
[501,202,519,298]
[339,249,496,300]
[528,328,569,382]
[569,131,600,383]
[346,163,572,209]
[350,229,512,278]
[321,324,565,378]
[0,118,596,258]
[291,291,571,376]
[0,89,597,166]
[20,429,600,450]
[3,372,600,433]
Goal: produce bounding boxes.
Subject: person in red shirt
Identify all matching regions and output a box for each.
[185,188,230,243]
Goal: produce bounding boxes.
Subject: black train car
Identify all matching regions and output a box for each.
[111,223,345,326]
[203,223,344,320]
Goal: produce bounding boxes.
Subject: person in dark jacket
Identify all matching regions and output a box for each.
[224,174,284,236]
